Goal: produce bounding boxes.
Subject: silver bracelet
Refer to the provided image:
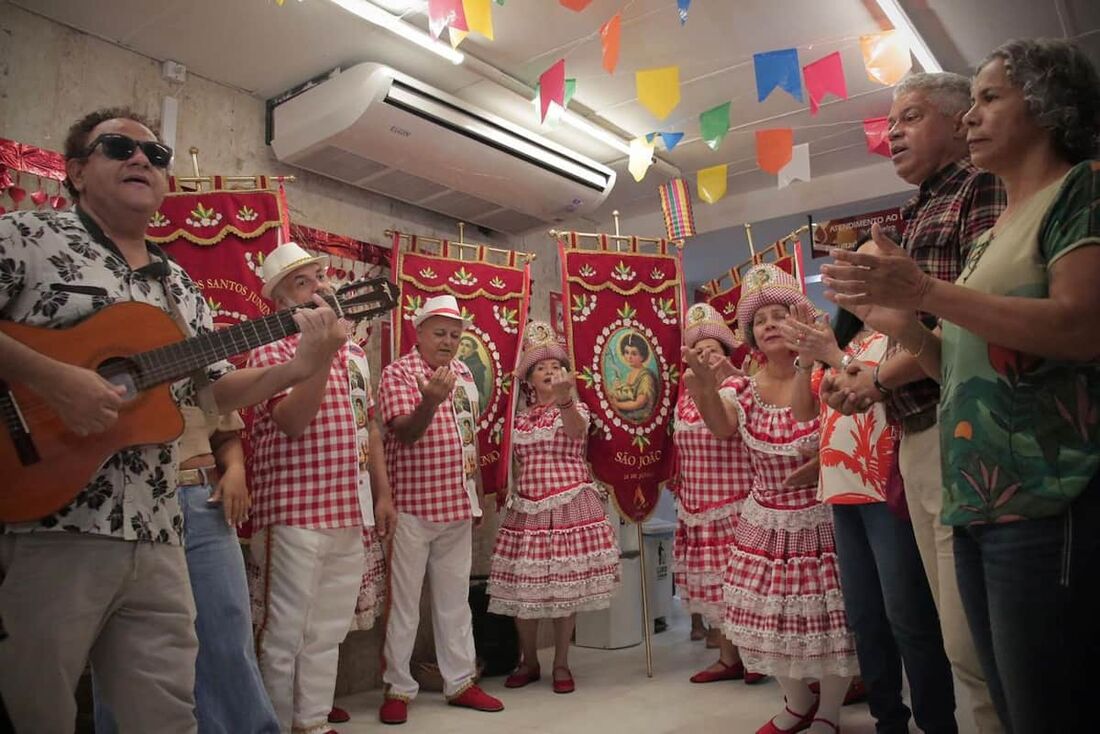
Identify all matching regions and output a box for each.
[793,356,811,372]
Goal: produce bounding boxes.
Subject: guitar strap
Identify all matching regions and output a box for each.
[155,255,220,423]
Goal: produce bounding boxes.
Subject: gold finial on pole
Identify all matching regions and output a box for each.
[744,222,756,258]
[188,147,201,178]
[457,221,466,245]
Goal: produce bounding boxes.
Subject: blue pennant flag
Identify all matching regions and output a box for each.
[646,132,658,143]
[753,48,804,103]
[660,131,685,150]
[677,0,691,25]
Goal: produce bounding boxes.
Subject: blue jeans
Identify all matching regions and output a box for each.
[832,502,957,734]
[953,477,1100,734]
[96,484,279,734]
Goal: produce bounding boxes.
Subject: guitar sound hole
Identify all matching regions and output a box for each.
[98,358,140,401]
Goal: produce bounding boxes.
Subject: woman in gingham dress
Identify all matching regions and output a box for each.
[685,264,857,734]
[488,321,621,694]
[671,303,764,686]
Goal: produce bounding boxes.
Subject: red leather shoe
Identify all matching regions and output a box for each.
[378,697,408,725]
[552,667,575,694]
[755,701,819,734]
[447,684,504,712]
[328,706,350,723]
[744,670,768,685]
[690,659,745,683]
[504,665,541,688]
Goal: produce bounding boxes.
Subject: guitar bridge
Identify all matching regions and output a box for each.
[0,380,40,466]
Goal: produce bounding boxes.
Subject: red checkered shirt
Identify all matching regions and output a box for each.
[512,403,594,501]
[889,159,1005,432]
[672,378,752,515]
[247,336,365,530]
[380,350,478,523]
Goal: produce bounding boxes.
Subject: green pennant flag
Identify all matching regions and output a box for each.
[700,102,731,151]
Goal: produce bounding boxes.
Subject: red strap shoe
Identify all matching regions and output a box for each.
[744,670,769,685]
[447,684,505,712]
[754,701,819,734]
[552,667,575,694]
[504,665,541,688]
[328,706,350,723]
[690,659,745,683]
[378,697,408,725]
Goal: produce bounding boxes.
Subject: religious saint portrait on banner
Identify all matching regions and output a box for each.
[458,333,494,414]
[603,329,662,425]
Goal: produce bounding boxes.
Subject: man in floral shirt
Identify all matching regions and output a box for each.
[0,108,340,732]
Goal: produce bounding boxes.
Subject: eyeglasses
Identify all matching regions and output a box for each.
[80,133,174,169]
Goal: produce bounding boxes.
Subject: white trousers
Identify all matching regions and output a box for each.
[252,525,363,734]
[382,513,477,699]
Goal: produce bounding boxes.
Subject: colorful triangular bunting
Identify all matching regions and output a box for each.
[600,13,622,74]
[803,51,848,115]
[539,60,566,123]
[699,102,731,150]
[778,143,811,188]
[755,128,794,173]
[861,31,912,86]
[636,66,681,120]
[697,164,728,204]
[753,48,803,103]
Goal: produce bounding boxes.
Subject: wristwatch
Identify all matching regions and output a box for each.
[872,363,891,396]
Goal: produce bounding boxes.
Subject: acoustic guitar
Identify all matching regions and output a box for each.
[0,277,398,522]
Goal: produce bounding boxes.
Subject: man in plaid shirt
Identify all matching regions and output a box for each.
[822,73,1006,734]
[248,242,396,734]
[377,294,504,725]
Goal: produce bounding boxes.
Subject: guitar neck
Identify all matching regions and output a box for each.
[132,309,301,390]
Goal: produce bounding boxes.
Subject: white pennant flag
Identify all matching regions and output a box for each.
[777,143,811,189]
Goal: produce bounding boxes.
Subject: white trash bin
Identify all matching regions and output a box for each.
[641,519,676,631]
[574,553,643,649]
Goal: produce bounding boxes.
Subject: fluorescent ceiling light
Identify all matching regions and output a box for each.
[328,0,464,65]
[875,0,943,72]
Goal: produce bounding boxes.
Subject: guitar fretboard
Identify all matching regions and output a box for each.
[132,309,302,390]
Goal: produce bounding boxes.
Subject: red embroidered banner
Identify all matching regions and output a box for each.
[147,185,285,330]
[0,138,71,213]
[392,237,531,496]
[559,234,683,522]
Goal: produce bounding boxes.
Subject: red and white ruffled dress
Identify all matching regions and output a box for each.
[721,378,858,678]
[671,377,752,625]
[488,403,621,619]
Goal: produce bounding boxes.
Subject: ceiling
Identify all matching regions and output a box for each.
[14,0,1100,235]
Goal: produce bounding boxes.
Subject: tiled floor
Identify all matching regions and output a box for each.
[334,606,979,733]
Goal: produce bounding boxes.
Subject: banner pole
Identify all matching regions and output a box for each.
[744,222,756,258]
[637,523,654,678]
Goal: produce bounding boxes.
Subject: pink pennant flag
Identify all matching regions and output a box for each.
[803,51,848,115]
[863,116,892,157]
[539,60,566,123]
[428,0,467,39]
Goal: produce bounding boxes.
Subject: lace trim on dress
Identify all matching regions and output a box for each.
[737,496,831,531]
[505,482,602,514]
[731,389,819,458]
[487,591,617,619]
[675,497,741,526]
[489,548,621,576]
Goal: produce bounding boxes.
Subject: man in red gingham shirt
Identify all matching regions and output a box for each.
[247,242,396,734]
[377,294,504,725]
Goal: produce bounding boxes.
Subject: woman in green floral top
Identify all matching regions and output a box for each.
[821,39,1100,733]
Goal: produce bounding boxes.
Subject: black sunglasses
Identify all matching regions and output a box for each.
[81,133,173,169]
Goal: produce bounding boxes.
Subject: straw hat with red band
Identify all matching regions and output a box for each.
[413,294,471,329]
[516,320,569,379]
[736,263,812,346]
[260,242,328,299]
[683,302,741,354]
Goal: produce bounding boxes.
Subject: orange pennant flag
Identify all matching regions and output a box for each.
[636,66,681,121]
[560,0,593,9]
[600,13,622,74]
[756,129,794,174]
[860,31,912,86]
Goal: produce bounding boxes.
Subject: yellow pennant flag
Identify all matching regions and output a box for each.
[860,31,912,86]
[636,66,681,121]
[628,136,656,182]
[697,164,728,204]
[464,0,494,40]
[449,27,469,48]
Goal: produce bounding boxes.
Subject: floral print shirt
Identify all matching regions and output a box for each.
[0,209,232,544]
[940,161,1100,525]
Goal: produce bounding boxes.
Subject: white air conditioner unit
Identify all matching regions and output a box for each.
[270,63,616,234]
